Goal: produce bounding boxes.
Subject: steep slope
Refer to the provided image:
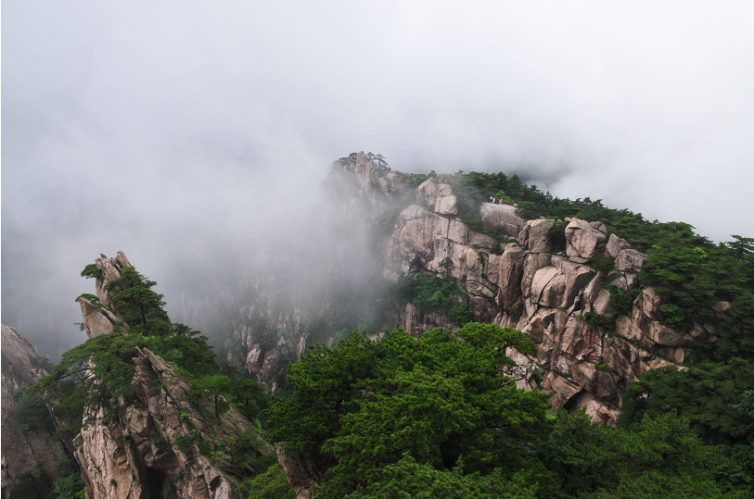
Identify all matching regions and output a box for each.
[1,324,68,497]
[184,152,729,426]
[31,252,270,499]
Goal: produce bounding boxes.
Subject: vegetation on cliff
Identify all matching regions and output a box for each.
[27,264,274,498]
[14,160,754,498]
[265,323,740,498]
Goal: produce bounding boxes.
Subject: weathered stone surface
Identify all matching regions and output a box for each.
[604,234,631,258]
[76,348,265,499]
[399,302,453,338]
[615,249,646,273]
[529,259,594,310]
[559,316,602,363]
[277,444,322,499]
[524,219,555,253]
[416,178,440,207]
[565,218,608,262]
[79,297,129,339]
[187,156,725,433]
[521,252,551,297]
[434,194,458,215]
[94,251,132,305]
[480,203,527,237]
[590,221,608,235]
[1,325,67,498]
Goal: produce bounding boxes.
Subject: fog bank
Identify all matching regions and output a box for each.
[3,1,754,358]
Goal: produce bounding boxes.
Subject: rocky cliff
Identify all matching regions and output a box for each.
[1,324,68,497]
[185,152,724,426]
[24,252,270,499]
[73,346,265,499]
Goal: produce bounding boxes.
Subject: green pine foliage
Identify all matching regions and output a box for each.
[266,323,551,497]
[244,463,296,499]
[395,268,473,326]
[264,323,736,497]
[27,264,274,496]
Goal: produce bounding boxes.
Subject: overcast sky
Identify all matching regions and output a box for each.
[3,1,754,357]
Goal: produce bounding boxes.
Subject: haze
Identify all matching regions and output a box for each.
[3,1,754,358]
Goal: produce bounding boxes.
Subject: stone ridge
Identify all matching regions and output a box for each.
[70,252,266,499]
[381,171,721,424]
[184,152,724,425]
[74,347,266,499]
[79,251,132,338]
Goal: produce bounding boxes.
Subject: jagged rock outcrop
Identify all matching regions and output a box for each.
[565,218,608,263]
[376,167,710,424]
[79,251,131,338]
[276,444,323,499]
[1,325,68,497]
[69,253,268,499]
[74,348,266,499]
[182,153,711,428]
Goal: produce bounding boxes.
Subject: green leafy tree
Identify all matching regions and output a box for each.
[266,323,551,497]
[107,267,168,334]
[620,360,754,445]
[29,267,220,440]
[245,464,296,499]
[192,374,233,417]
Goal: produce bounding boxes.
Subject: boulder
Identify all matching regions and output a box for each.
[480,204,527,238]
[565,218,608,262]
[604,234,631,258]
[524,219,555,253]
[434,194,458,215]
[615,249,646,273]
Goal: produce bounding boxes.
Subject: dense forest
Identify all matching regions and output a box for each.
[14,168,754,498]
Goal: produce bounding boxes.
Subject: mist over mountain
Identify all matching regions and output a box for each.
[3,2,754,358]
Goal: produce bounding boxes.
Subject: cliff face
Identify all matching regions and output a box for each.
[74,347,265,499]
[184,152,722,426]
[72,253,267,499]
[1,324,68,496]
[383,185,700,423]
[79,251,132,338]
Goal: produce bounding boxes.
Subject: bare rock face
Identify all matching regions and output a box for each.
[78,251,133,339]
[328,151,412,213]
[434,194,458,215]
[79,297,128,339]
[71,254,268,498]
[416,177,453,210]
[75,348,266,499]
[614,249,647,273]
[399,302,454,338]
[377,181,719,425]
[604,234,631,258]
[565,218,608,262]
[1,325,68,497]
[95,251,132,305]
[522,219,555,254]
[480,204,527,238]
